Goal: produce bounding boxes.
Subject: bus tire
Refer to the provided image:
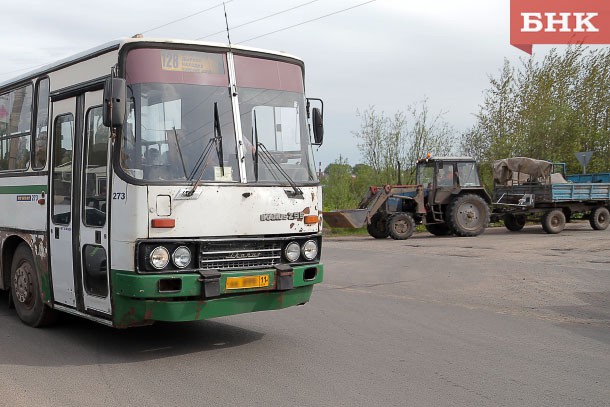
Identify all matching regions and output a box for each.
[11,243,56,327]
[541,209,565,234]
[447,194,489,237]
[367,213,389,239]
[504,214,526,232]
[387,213,415,240]
[589,206,610,230]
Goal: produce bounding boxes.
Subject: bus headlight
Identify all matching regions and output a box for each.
[150,246,170,269]
[172,246,192,268]
[285,242,300,262]
[301,240,318,260]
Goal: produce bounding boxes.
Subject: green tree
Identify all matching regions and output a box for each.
[321,156,356,211]
[354,101,457,185]
[462,46,610,180]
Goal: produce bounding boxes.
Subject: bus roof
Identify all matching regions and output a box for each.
[0,37,304,89]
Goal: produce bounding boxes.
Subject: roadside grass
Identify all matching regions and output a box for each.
[323,215,592,237]
[323,220,510,237]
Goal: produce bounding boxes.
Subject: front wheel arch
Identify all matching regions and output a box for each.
[10,243,56,327]
[2,235,28,291]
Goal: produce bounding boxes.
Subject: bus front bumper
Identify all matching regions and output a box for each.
[110,264,323,328]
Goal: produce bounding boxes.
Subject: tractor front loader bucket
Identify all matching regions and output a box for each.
[323,209,370,229]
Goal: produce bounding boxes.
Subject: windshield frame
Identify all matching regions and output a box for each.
[114,42,319,187]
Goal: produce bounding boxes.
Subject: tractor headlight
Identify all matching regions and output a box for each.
[150,246,170,269]
[285,242,301,262]
[301,240,318,261]
[172,246,192,269]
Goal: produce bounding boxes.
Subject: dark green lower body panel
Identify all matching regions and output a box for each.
[110,264,323,328]
[113,285,314,328]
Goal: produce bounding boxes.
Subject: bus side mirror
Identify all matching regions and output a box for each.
[103,78,126,128]
[312,107,324,145]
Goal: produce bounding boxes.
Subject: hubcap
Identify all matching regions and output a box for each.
[395,220,409,233]
[551,215,560,227]
[458,203,480,229]
[14,262,33,305]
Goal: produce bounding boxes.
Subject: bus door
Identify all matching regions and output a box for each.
[50,97,78,307]
[79,90,111,315]
[49,91,111,316]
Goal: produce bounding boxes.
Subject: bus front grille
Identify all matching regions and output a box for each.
[199,240,282,270]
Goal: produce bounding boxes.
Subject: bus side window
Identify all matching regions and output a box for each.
[51,114,74,225]
[33,77,50,170]
[83,106,108,227]
[0,84,33,171]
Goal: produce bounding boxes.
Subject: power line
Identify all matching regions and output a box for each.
[0,63,48,78]
[237,0,377,44]
[196,0,321,40]
[0,1,234,77]
[1,0,375,78]
[141,0,233,34]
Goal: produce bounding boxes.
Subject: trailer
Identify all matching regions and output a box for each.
[566,173,610,184]
[491,157,610,234]
[323,157,491,239]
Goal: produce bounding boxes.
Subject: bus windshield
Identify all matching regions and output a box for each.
[235,54,316,184]
[122,82,239,182]
[120,48,317,184]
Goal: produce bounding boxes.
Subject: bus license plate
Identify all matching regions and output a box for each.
[225,275,270,290]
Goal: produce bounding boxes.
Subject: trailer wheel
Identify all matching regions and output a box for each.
[367,213,389,239]
[589,206,610,230]
[504,214,526,232]
[387,213,415,240]
[447,194,489,237]
[424,223,453,236]
[541,209,566,234]
[11,243,56,327]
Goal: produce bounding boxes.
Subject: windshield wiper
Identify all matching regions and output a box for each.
[256,142,303,199]
[186,102,224,196]
[253,111,259,181]
[214,102,225,177]
[172,127,188,179]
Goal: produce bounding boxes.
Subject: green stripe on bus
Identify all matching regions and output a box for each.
[112,285,315,327]
[110,265,323,327]
[0,185,48,194]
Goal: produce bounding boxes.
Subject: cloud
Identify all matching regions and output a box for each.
[0,0,539,167]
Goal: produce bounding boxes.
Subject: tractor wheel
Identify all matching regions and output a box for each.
[424,223,453,236]
[504,214,526,232]
[367,213,389,239]
[589,206,610,230]
[541,209,566,234]
[11,243,56,327]
[447,194,489,237]
[387,213,415,240]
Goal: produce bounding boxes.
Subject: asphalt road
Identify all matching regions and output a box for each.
[1,222,609,406]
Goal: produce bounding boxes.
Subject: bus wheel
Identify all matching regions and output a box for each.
[589,206,610,230]
[541,209,565,234]
[11,243,56,327]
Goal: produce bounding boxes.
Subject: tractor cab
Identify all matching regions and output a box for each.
[416,157,484,202]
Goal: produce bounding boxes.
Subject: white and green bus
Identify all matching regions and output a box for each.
[0,37,324,328]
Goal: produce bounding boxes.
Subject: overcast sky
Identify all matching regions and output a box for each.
[1,0,555,169]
